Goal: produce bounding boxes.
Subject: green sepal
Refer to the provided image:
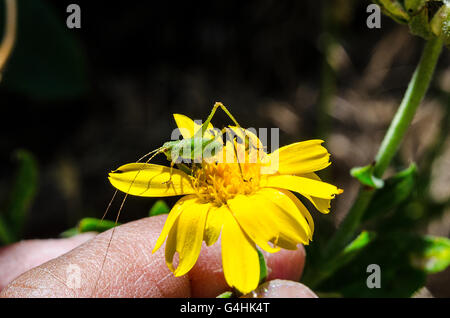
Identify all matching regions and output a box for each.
[216,291,233,298]
[257,249,268,285]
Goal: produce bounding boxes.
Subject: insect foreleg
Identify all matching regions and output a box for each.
[162,160,177,186]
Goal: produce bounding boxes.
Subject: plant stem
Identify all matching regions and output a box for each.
[324,36,443,260]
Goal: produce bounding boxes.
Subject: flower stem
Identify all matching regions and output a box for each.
[324,36,443,260]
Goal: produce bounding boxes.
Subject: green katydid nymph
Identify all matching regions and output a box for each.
[131,101,243,175]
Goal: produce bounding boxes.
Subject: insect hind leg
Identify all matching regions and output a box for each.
[223,127,254,183]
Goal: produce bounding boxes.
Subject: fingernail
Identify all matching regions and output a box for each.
[242,279,318,298]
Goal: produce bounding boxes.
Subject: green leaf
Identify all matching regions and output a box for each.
[342,231,376,254]
[363,163,417,222]
[302,231,376,288]
[373,0,410,24]
[59,227,80,238]
[314,233,450,297]
[430,3,450,45]
[78,218,119,233]
[216,291,233,298]
[257,249,268,285]
[0,215,14,245]
[404,0,428,15]
[327,231,377,280]
[315,292,343,298]
[60,218,119,237]
[409,5,434,39]
[4,149,38,240]
[0,0,88,100]
[410,236,450,274]
[350,164,384,189]
[149,200,170,217]
[331,231,377,271]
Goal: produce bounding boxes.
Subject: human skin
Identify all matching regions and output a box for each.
[0,215,317,298]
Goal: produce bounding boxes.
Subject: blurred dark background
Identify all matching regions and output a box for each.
[0,0,449,296]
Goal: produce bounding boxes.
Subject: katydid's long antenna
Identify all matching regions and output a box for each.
[92,192,127,296]
[136,146,165,163]
[100,189,119,222]
[100,147,165,222]
[93,148,165,296]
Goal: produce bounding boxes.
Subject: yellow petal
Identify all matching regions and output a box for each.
[298,173,332,214]
[221,208,259,294]
[263,174,343,199]
[257,188,312,243]
[152,195,197,253]
[275,235,301,250]
[203,205,227,246]
[267,140,331,175]
[165,199,209,276]
[227,126,265,150]
[173,113,215,139]
[108,163,195,197]
[278,189,315,236]
[227,194,281,253]
[306,195,331,214]
[225,126,267,165]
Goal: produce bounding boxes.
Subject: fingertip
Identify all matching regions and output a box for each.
[0,233,96,292]
[265,245,306,282]
[189,243,307,297]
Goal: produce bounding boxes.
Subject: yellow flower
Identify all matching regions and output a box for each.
[108,113,342,294]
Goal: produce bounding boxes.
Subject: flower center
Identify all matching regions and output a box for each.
[191,161,261,206]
